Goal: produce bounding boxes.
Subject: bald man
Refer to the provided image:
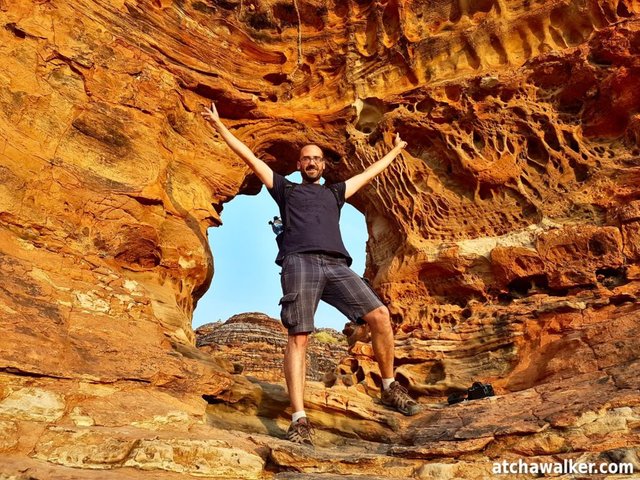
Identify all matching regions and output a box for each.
[202,102,421,447]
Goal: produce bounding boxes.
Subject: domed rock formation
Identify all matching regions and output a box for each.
[1,0,639,478]
[195,312,347,381]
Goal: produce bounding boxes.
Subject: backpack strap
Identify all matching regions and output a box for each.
[327,184,342,211]
[282,181,297,231]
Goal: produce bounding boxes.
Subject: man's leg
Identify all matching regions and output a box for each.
[362,304,421,415]
[361,305,394,379]
[283,332,315,446]
[280,253,323,414]
[321,264,395,379]
[283,332,309,413]
[321,261,421,416]
[279,254,325,445]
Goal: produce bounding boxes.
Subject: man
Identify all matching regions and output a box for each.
[201,101,421,447]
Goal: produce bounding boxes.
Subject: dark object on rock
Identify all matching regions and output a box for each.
[447,391,467,405]
[448,382,495,405]
[467,381,495,400]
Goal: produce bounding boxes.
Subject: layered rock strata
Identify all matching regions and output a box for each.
[195,313,348,381]
[0,0,639,478]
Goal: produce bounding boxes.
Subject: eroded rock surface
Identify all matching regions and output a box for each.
[1,0,639,478]
[195,313,347,381]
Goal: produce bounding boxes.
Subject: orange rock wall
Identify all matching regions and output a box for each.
[1,0,640,478]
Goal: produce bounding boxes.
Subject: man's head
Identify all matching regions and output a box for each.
[297,144,325,183]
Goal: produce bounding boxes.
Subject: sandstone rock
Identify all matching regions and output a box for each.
[0,420,18,452]
[31,426,265,478]
[617,200,640,224]
[66,388,204,430]
[389,437,494,460]
[536,225,624,289]
[33,427,137,468]
[267,432,434,477]
[490,246,545,287]
[1,455,208,480]
[123,438,264,478]
[196,313,348,381]
[275,474,407,480]
[0,388,65,423]
[1,0,639,479]
[621,221,640,260]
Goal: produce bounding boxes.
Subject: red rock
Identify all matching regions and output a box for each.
[536,226,624,289]
[0,1,639,479]
[196,313,347,381]
[490,246,546,287]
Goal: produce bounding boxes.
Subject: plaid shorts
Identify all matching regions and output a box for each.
[278,252,385,335]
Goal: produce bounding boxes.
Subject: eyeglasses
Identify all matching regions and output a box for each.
[300,156,325,164]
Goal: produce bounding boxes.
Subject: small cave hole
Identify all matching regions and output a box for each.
[416,98,435,114]
[263,72,289,86]
[507,274,548,297]
[498,292,514,305]
[445,85,462,102]
[248,11,276,31]
[394,371,412,391]
[427,362,446,383]
[569,158,590,182]
[470,0,496,14]
[499,89,515,102]
[596,267,628,288]
[588,237,607,256]
[563,131,581,153]
[202,395,225,404]
[543,126,561,151]
[5,23,27,39]
[272,2,297,27]
[526,136,549,163]
[617,0,633,17]
[478,184,494,201]
[609,293,635,305]
[355,97,387,134]
[353,366,365,383]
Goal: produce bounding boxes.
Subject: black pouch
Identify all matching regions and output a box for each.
[278,292,299,329]
[466,382,495,400]
[447,392,467,405]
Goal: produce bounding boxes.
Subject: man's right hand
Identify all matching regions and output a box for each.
[199,99,274,188]
[201,101,220,124]
[394,133,408,150]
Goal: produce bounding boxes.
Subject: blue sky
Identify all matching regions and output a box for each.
[192,171,368,332]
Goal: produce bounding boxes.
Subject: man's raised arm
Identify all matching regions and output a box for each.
[344,133,407,199]
[201,101,274,189]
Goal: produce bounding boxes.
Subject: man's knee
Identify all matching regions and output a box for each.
[287,332,310,350]
[362,305,391,331]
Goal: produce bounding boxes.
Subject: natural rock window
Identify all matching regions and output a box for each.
[193,185,368,332]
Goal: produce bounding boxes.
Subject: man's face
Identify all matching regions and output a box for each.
[297,145,325,183]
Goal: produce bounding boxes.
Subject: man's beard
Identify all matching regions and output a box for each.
[301,166,322,182]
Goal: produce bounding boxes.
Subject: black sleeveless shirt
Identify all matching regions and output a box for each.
[267,172,352,266]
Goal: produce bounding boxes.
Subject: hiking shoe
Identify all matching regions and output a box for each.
[381,381,422,416]
[286,417,314,447]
